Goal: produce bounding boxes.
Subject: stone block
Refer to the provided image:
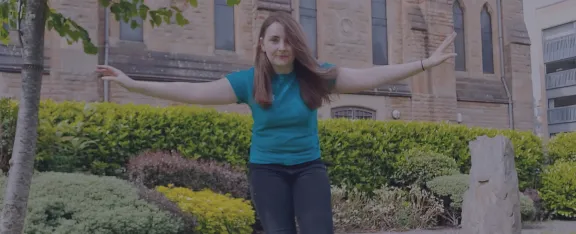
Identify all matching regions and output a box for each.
[461,135,522,234]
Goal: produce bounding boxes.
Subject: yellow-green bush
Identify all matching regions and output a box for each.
[547,132,576,163]
[539,161,576,219]
[0,98,545,191]
[156,185,255,234]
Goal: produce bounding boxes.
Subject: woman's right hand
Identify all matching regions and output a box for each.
[96,65,136,89]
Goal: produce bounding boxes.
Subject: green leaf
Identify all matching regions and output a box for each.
[188,0,198,8]
[175,12,188,26]
[138,4,149,20]
[130,19,139,29]
[227,0,241,6]
[99,0,111,7]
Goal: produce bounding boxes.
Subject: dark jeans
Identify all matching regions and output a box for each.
[248,159,334,234]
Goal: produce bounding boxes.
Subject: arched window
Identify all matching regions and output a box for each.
[331,106,376,120]
[453,0,466,71]
[481,4,494,74]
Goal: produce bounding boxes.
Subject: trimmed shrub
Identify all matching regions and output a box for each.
[392,148,459,187]
[320,119,544,192]
[539,160,576,219]
[127,150,249,199]
[547,132,576,163]
[157,185,255,234]
[0,172,187,234]
[520,193,536,221]
[135,183,198,232]
[331,185,444,232]
[426,173,469,226]
[1,99,544,191]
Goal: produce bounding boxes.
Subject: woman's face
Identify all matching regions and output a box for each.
[260,22,295,73]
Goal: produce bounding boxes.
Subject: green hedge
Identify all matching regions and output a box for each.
[0,99,544,191]
[540,160,576,219]
[547,132,576,163]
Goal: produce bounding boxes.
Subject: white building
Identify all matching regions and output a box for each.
[524,0,576,138]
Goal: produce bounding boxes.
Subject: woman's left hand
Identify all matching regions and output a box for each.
[423,32,458,69]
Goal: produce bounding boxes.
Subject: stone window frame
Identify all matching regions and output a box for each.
[371,0,388,65]
[454,1,507,104]
[331,106,377,120]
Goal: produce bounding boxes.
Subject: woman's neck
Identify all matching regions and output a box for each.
[272,64,294,75]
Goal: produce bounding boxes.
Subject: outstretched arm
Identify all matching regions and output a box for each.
[333,32,457,94]
[96,65,239,105]
[124,78,238,105]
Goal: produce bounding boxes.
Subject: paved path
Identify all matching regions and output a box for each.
[344,221,576,234]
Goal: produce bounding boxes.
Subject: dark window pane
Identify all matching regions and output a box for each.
[215,2,235,51]
[481,5,494,74]
[372,0,388,65]
[120,17,143,41]
[300,0,317,56]
[453,1,466,71]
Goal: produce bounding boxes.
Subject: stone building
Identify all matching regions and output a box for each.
[0,0,534,131]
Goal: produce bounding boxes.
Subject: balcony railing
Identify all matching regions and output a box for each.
[544,33,576,63]
[546,68,576,89]
[548,105,576,124]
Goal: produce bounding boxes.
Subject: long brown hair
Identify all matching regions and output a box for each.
[253,11,338,110]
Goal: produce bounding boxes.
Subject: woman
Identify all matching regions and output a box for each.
[96,11,456,234]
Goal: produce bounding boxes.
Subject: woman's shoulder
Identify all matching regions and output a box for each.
[320,62,335,69]
[227,66,255,79]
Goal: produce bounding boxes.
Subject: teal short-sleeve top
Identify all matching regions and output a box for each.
[225,63,335,165]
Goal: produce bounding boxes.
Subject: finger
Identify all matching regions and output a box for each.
[96,64,115,70]
[438,32,456,51]
[96,65,120,74]
[96,70,115,77]
[100,76,116,81]
[441,33,456,51]
[443,53,458,60]
[95,67,120,76]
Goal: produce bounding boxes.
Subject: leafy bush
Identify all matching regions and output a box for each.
[135,183,198,232]
[0,97,17,174]
[392,148,459,187]
[547,132,576,163]
[127,150,249,199]
[520,193,536,221]
[331,185,444,232]
[427,174,542,225]
[426,173,469,226]
[320,118,543,192]
[157,185,255,234]
[0,172,187,234]
[539,160,576,219]
[1,98,544,191]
